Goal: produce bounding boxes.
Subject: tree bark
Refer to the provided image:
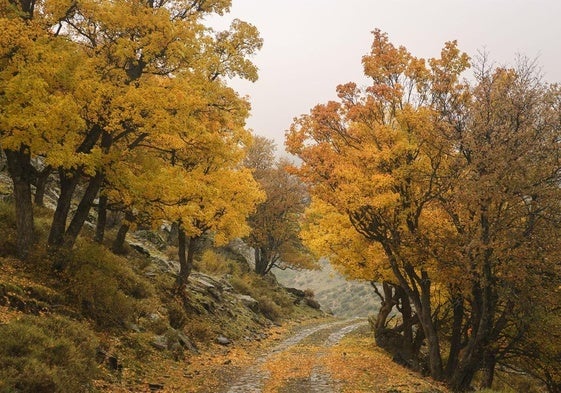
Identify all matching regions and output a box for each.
[254,247,267,275]
[112,211,133,254]
[480,351,496,389]
[372,282,398,331]
[48,168,80,248]
[94,194,108,244]
[5,147,35,259]
[48,125,103,248]
[33,165,52,207]
[420,285,443,380]
[177,229,198,290]
[445,294,465,378]
[63,170,104,248]
[387,249,444,381]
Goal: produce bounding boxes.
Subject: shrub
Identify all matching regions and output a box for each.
[257,296,283,322]
[166,300,187,330]
[63,241,154,329]
[184,318,216,342]
[196,249,236,276]
[0,315,99,393]
[230,275,254,297]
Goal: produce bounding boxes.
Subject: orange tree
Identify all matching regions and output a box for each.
[287,30,561,391]
[244,136,317,276]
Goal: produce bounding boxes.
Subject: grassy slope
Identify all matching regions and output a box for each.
[0,198,326,392]
[273,259,380,318]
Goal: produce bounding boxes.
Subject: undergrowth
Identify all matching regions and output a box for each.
[0,315,99,393]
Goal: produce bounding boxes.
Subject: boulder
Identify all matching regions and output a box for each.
[285,287,306,298]
[305,297,321,310]
[216,336,231,346]
[175,330,199,354]
[235,294,259,312]
[151,335,168,351]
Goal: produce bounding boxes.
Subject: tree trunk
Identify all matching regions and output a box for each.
[373,282,397,331]
[48,124,104,249]
[112,211,133,254]
[94,194,108,244]
[421,289,443,380]
[480,351,496,389]
[445,294,465,378]
[398,286,415,358]
[63,129,112,248]
[63,171,104,248]
[5,147,35,259]
[449,285,494,391]
[48,169,80,248]
[383,246,444,380]
[254,247,270,275]
[33,165,52,207]
[177,229,198,290]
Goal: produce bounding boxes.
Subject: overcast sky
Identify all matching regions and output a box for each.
[212,1,561,153]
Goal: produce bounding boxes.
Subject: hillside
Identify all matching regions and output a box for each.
[273,260,380,318]
[0,194,329,392]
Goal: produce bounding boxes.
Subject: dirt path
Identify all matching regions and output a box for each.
[225,318,368,393]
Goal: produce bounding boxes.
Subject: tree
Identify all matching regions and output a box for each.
[287,29,561,391]
[0,3,85,258]
[1,0,264,261]
[245,136,317,276]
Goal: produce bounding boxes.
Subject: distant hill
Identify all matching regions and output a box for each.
[273,259,380,318]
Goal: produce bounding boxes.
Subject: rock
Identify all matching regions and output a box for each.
[305,297,321,310]
[285,287,306,298]
[176,330,199,354]
[191,274,224,295]
[129,242,151,257]
[207,287,222,301]
[151,335,168,351]
[216,336,231,346]
[235,294,259,312]
[148,383,164,391]
[148,313,162,322]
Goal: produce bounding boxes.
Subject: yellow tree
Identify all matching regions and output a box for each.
[98,71,264,288]
[1,0,263,259]
[0,0,86,258]
[45,0,262,251]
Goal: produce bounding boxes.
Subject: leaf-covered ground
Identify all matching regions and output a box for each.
[212,319,448,393]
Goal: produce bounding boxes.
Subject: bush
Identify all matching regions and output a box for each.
[64,241,154,329]
[166,300,187,330]
[257,296,283,322]
[230,275,254,297]
[196,249,238,276]
[0,315,99,393]
[184,318,216,342]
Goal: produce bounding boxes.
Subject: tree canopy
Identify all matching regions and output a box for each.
[287,29,561,391]
[244,136,317,276]
[1,0,264,273]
